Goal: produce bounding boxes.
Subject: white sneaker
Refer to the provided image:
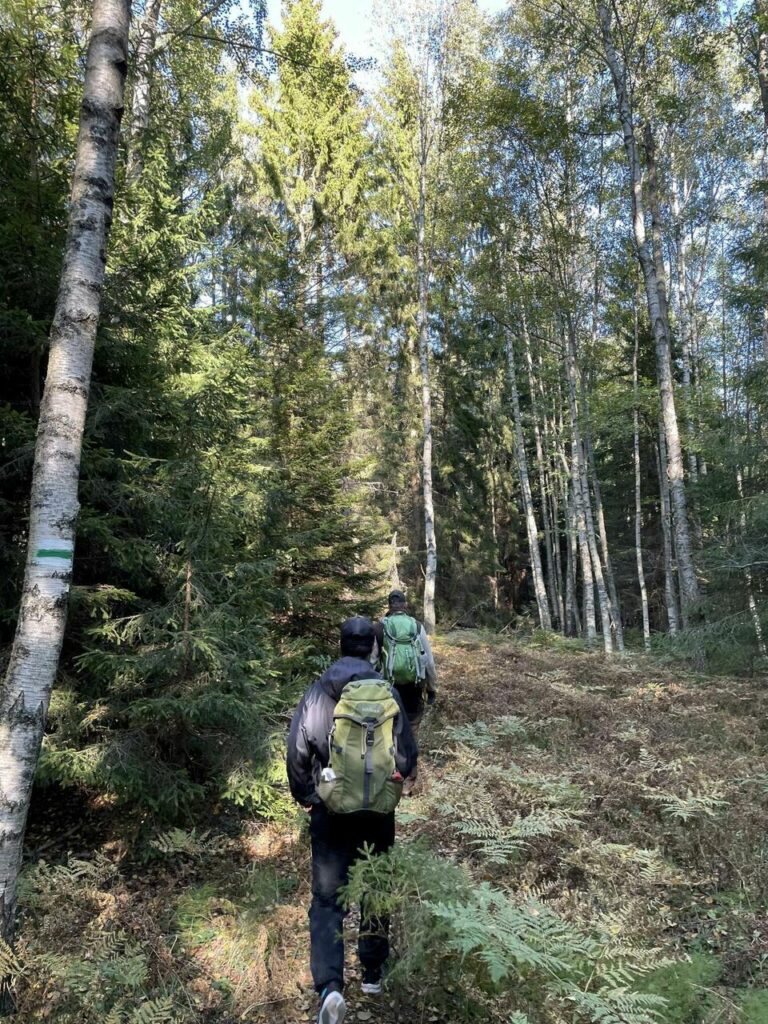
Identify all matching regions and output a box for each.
[318,988,346,1024]
[361,980,382,995]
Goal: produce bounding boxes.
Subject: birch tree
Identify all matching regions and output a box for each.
[504,320,553,630]
[0,0,131,943]
[376,0,477,633]
[125,0,161,182]
[596,0,701,624]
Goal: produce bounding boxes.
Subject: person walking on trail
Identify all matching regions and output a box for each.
[372,589,438,731]
[287,616,418,1024]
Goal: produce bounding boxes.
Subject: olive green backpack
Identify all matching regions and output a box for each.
[317,679,403,814]
[382,613,425,687]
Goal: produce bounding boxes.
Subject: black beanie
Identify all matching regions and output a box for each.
[340,616,375,657]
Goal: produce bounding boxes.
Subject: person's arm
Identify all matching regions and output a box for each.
[286,691,320,807]
[392,689,418,778]
[370,621,384,667]
[419,626,437,696]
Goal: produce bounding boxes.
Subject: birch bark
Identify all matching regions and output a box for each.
[597,1,700,622]
[505,327,552,631]
[521,309,561,628]
[125,0,161,182]
[756,2,768,360]
[584,432,625,650]
[0,0,131,943]
[633,309,651,649]
[563,317,612,651]
[657,417,680,636]
[736,467,766,657]
[670,169,698,482]
[417,146,437,634]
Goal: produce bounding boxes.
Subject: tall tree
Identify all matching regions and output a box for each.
[0,0,131,942]
[596,0,701,624]
[374,0,477,632]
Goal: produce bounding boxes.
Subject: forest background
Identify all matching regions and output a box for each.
[2,0,768,1019]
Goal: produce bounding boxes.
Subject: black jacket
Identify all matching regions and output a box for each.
[286,656,418,807]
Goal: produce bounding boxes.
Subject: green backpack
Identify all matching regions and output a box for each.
[382,613,425,687]
[317,679,404,815]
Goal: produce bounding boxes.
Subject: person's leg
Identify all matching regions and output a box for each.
[309,805,352,994]
[395,685,424,794]
[356,812,396,984]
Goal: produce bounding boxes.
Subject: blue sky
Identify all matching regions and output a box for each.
[265,0,508,65]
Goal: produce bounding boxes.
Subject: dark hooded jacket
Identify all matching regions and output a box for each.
[286,656,418,807]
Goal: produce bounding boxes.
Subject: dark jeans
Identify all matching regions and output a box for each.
[395,682,424,730]
[309,803,395,992]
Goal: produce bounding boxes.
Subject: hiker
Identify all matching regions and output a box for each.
[372,589,438,730]
[287,615,418,1024]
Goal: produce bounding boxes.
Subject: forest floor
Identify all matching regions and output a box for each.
[16,631,768,1023]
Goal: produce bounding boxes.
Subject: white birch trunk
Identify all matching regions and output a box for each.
[670,170,698,482]
[505,328,552,631]
[125,0,161,182]
[657,418,680,636]
[0,0,131,943]
[564,476,580,637]
[736,468,766,657]
[521,309,561,629]
[417,152,437,634]
[541,401,567,632]
[757,5,768,360]
[598,1,700,622]
[563,319,611,651]
[633,310,651,649]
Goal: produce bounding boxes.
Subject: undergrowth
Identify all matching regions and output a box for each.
[11,632,768,1023]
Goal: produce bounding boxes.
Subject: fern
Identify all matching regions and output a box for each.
[0,938,23,978]
[444,716,528,750]
[456,806,582,863]
[129,997,177,1024]
[431,884,667,1023]
[149,826,212,856]
[444,721,496,748]
[642,787,728,821]
[569,841,685,887]
[558,983,666,1023]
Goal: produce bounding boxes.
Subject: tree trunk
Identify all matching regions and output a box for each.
[505,327,552,631]
[125,0,160,183]
[416,150,437,634]
[564,475,580,637]
[670,169,699,482]
[584,426,625,650]
[598,1,700,623]
[633,309,651,649]
[521,309,561,628]
[657,417,680,636]
[488,470,500,613]
[756,3,768,360]
[0,0,131,945]
[736,467,766,657]
[563,317,611,651]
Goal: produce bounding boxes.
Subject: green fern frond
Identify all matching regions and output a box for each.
[456,806,582,862]
[642,787,728,821]
[128,997,177,1024]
